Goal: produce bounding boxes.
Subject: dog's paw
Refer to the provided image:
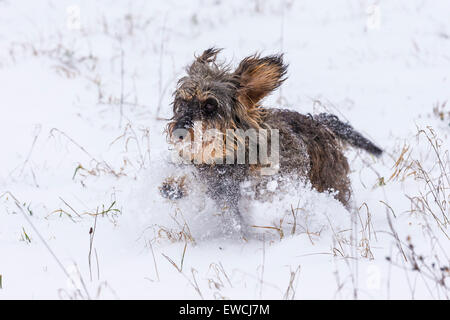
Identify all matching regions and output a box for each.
[159,176,187,200]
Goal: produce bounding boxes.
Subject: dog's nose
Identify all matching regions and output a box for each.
[177,131,186,140]
[172,126,189,142]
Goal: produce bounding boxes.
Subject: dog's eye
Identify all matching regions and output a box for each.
[203,98,217,114]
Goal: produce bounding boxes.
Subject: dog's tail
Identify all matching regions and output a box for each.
[315,113,383,156]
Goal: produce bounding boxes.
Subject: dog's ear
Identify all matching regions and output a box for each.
[233,54,287,108]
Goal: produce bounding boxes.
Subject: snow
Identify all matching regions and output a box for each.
[0,0,449,299]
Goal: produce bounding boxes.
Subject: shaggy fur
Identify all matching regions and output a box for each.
[161,48,382,235]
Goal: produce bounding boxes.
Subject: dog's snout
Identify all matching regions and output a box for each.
[172,122,190,142]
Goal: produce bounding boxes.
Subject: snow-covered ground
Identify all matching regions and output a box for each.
[0,0,449,299]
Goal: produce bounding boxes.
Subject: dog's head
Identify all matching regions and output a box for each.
[167,48,287,163]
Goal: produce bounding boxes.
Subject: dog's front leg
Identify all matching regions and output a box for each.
[217,198,244,237]
[159,176,187,200]
[206,175,246,238]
